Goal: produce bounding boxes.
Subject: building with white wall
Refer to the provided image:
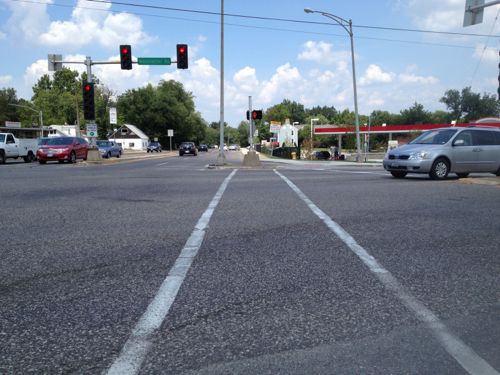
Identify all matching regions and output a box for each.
[108,124,149,151]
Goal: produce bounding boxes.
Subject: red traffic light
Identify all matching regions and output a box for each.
[176,44,188,69]
[252,110,262,120]
[82,82,95,120]
[120,44,132,70]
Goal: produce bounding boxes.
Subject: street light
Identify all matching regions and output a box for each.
[304,7,361,162]
[310,118,319,160]
[8,103,44,138]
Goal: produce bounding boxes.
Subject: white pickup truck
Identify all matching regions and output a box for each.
[0,132,38,164]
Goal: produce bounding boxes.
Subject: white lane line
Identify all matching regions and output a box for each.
[274,169,499,375]
[156,161,169,166]
[107,169,238,375]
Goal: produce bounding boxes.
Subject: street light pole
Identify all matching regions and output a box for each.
[8,103,44,138]
[217,0,225,165]
[304,8,361,162]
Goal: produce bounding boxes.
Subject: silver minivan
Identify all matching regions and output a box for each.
[383,126,500,179]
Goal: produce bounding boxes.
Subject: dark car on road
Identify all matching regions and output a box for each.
[198,144,208,152]
[37,136,88,164]
[147,142,162,152]
[179,142,197,156]
[313,150,331,160]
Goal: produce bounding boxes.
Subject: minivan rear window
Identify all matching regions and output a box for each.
[472,130,500,146]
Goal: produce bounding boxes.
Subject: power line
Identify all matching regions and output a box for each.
[469,7,500,87]
[8,0,499,52]
[82,0,500,39]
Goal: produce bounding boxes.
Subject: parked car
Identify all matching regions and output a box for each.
[313,150,331,160]
[383,126,500,179]
[198,144,208,152]
[96,140,122,158]
[37,136,89,164]
[228,144,239,151]
[179,142,197,156]
[147,141,162,152]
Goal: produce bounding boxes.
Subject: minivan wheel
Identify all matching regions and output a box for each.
[390,171,407,178]
[456,173,469,178]
[429,158,449,180]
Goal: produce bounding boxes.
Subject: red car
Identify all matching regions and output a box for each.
[37,137,89,164]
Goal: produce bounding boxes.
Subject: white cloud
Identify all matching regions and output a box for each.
[367,93,385,107]
[473,44,499,62]
[16,0,153,48]
[360,64,394,85]
[0,75,13,85]
[405,0,500,33]
[259,63,302,104]
[298,41,335,64]
[24,59,50,87]
[399,72,438,84]
[0,31,6,40]
[5,0,52,42]
[233,66,259,93]
[93,55,151,94]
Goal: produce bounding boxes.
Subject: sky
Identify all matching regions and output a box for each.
[1,0,499,127]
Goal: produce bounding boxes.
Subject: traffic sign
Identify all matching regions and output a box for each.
[137,57,171,65]
[86,124,97,137]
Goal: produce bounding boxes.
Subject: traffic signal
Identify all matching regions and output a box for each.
[176,44,188,69]
[252,110,262,120]
[246,110,263,120]
[82,82,95,120]
[120,45,132,70]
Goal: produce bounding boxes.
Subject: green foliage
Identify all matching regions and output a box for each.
[31,68,83,127]
[400,102,431,124]
[117,80,206,146]
[0,88,19,124]
[264,99,306,124]
[440,86,500,122]
[237,121,250,147]
[306,105,337,122]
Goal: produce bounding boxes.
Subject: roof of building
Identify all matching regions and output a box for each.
[109,124,149,140]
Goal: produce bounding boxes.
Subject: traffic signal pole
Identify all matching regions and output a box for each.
[248,96,253,151]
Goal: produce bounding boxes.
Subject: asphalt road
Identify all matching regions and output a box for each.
[0,150,499,374]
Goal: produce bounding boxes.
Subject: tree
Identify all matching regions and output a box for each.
[306,105,337,123]
[31,68,83,127]
[440,87,500,122]
[117,80,206,146]
[0,88,19,125]
[264,99,306,124]
[430,110,452,124]
[369,110,400,126]
[237,121,250,147]
[400,102,431,124]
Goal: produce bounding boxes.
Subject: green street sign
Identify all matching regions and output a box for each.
[137,57,171,65]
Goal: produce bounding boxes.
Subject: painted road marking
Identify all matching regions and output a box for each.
[274,169,499,375]
[156,161,169,166]
[107,169,238,375]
